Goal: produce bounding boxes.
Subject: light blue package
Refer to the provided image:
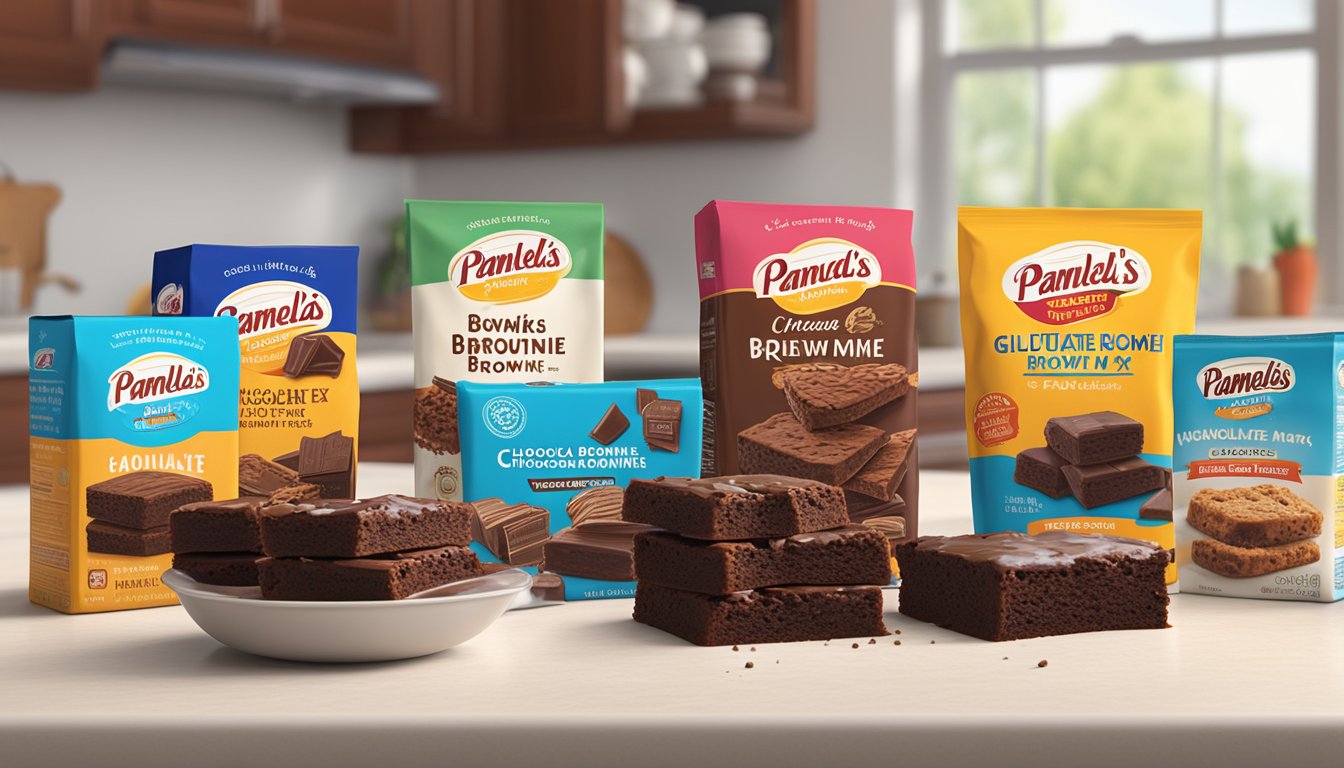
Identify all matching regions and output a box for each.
[1173,333,1343,601]
[457,379,702,600]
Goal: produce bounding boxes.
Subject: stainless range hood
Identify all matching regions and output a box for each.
[102,40,440,106]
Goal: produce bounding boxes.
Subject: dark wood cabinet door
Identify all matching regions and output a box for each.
[0,0,103,90]
[111,0,265,42]
[269,0,415,69]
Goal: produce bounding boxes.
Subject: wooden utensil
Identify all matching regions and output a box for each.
[604,231,653,335]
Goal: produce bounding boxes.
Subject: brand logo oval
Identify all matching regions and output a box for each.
[450,230,572,304]
[213,280,332,341]
[32,348,55,370]
[156,283,184,315]
[482,396,527,439]
[107,352,210,411]
[1002,240,1151,325]
[1198,357,1295,400]
[752,238,882,315]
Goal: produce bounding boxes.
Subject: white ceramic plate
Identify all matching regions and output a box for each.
[163,568,532,663]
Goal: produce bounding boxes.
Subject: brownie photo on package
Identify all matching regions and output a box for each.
[696,201,919,540]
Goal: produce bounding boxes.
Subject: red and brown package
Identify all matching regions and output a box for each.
[694,200,919,544]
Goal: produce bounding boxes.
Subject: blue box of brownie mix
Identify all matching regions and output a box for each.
[457,379,702,601]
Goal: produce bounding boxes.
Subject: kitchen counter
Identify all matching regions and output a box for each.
[3,463,1342,768]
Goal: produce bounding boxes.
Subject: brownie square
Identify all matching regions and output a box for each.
[737,413,886,486]
[1044,411,1144,466]
[778,363,909,430]
[172,552,262,586]
[893,531,1169,642]
[621,475,849,540]
[541,521,651,582]
[87,520,172,557]
[1060,456,1166,509]
[633,526,891,595]
[170,497,266,553]
[260,495,473,558]
[633,582,888,646]
[86,471,213,530]
[257,545,483,601]
[1013,447,1070,499]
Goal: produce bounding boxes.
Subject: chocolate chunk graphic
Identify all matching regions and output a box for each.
[283,333,344,378]
[636,388,659,413]
[414,377,460,455]
[469,498,550,566]
[589,403,630,445]
[238,454,301,496]
[296,431,355,499]
[542,521,652,581]
[273,450,300,471]
[1139,488,1173,521]
[1013,447,1070,499]
[642,398,682,452]
[1044,411,1144,466]
[778,363,909,431]
[566,485,624,526]
[843,429,915,501]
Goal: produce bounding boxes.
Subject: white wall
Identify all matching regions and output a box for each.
[412,0,904,335]
[1,85,411,317]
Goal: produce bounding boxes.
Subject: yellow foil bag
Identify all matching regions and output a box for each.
[958,207,1201,584]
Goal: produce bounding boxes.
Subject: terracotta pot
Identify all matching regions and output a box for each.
[1234,266,1280,317]
[1274,246,1317,316]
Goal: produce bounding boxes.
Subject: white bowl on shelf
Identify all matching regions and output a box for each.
[670,4,705,41]
[624,0,675,42]
[702,22,771,73]
[163,567,532,663]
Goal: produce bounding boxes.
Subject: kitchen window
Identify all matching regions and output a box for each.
[921,0,1333,313]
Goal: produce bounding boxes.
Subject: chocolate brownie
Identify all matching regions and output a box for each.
[1190,538,1320,578]
[257,545,483,601]
[1013,447,1070,499]
[413,377,459,455]
[86,520,172,557]
[778,363,909,430]
[170,497,266,553]
[1186,485,1323,548]
[893,531,1169,641]
[260,495,473,558]
[843,429,915,501]
[633,582,888,646]
[238,454,300,497]
[86,471,213,530]
[542,521,652,581]
[633,526,890,595]
[622,475,849,540]
[296,431,355,499]
[737,413,886,486]
[566,485,624,526]
[1044,411,1145,466]
[1061,456,1166,509]
[172,552,262,586]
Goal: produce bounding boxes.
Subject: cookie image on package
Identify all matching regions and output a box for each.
[1190,538,1320,579]
[1186,485,1323,548]
[413,376,459,455]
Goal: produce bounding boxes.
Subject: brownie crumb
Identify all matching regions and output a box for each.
[894,640,902,645]
[851,642,859,649]
[749,646,757,652]
[732,645,739,651]
[894,629,901,635]
[867,638,877,645]
[1037,659,1049,668]
[929,640,936,644]
[1002,656,1009,660]
[745,661,754,669]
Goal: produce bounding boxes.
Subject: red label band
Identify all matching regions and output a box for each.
[1186,459,1302,483]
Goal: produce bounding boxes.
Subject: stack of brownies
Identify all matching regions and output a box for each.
[171,494,483,600]
[623,474,891,646]
[1014,411,1166,509]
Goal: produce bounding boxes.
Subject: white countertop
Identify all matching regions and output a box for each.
[3,463,1342,768]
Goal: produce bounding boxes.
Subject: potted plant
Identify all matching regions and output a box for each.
[367,215,411,332]
[1272,219,1316,316]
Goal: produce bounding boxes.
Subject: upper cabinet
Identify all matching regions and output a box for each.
[111,0,266,44]
[0,0,105,90]
[266,0,415,70]
[352,0,816,153]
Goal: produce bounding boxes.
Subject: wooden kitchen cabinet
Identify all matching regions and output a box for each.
[352,0,815,153]
[110,0,266,46]
[0,0,104,91]
[267,0,416,71]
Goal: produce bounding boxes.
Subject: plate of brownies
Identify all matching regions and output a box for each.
[163,494,531,662]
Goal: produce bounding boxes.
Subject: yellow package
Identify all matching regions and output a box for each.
[958,207,1201,584]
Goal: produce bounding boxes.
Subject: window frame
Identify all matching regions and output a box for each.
[918,0,1338,304]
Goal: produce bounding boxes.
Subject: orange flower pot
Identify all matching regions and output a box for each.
[1274,245,1317,316]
